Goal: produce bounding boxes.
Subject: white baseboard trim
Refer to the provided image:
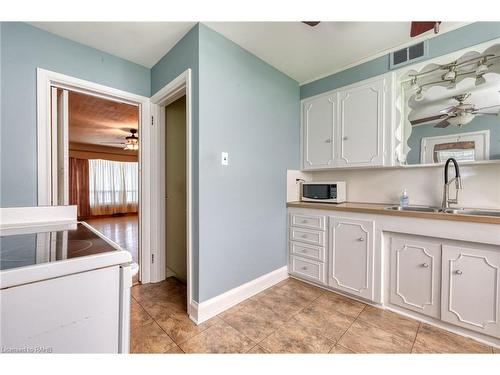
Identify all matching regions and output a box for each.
[166,267,177,278]
[189,266,288,325]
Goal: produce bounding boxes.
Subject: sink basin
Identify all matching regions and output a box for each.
[385,205,500,217]
[385,205,441,213]
[442,208,500,217]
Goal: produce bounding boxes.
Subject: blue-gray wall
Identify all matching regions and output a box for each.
[151,24,201,301]
[0,22,150,207]
[301,22,500,99]
[151,24,300,302]
[407,115,500,164]
[197,24,300,301]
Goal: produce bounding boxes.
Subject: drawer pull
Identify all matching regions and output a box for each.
[455,270,463,275]
[358,237,364,241]
[302,219,308,223]
[301,266,308,270]
[302,234,308,238]
[422,263,429,268]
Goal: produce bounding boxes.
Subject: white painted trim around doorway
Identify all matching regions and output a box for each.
[150,69,194,317]
[36,68,152,283]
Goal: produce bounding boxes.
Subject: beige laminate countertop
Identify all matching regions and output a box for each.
[287,201,500,225]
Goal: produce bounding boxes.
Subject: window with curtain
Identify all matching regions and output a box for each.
[88,159,139,216]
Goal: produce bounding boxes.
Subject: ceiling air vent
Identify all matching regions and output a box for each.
[389,41,429,69]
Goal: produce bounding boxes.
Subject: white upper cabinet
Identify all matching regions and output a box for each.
[441,245,500,338]
[300,73,393,170]
[336,77,387,167]
[302,94,336,170]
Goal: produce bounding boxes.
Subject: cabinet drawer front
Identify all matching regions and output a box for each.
[441,245,500,338]
[290,213,326,231]
[290,255,325,284]
[389,236,441,319]
[290,227,325,247]
[290,241,325,262]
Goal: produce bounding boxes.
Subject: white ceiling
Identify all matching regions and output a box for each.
[29,22,196,68]
[30,21,467,83]
[205,22,468,83]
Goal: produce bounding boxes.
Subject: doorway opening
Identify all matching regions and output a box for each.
[151,69,194,319]
[37,68,151,284]
[51,88,141,281]
[165,95,187,285]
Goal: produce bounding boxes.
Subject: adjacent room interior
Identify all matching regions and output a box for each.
[66,90,140,268]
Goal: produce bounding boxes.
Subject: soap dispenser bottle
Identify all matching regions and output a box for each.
[400,188,409,207]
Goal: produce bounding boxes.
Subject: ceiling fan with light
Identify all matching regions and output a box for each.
[100,128,139,150]
[411,93,500,128]
[302,21,442,38]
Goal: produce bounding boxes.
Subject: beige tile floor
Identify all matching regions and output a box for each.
[130,277,499,354]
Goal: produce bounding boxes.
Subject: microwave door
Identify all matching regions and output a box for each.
[303,185,331,200]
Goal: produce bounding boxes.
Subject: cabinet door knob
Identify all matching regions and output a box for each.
[302,266,308,270]
[302,249,307,253]
[422,263,429,268]
[302,234,308,238]
[455,270,463,275]
[358,237,364,241]
[343,136,348,141]
[325,138,332,143]
[302,219,308,223]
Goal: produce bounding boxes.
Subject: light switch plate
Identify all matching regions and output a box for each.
[221,152,229,166]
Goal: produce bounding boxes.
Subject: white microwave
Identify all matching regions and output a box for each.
[301,181,346,203]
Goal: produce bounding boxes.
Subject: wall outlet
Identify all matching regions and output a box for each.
[221,152,229,166]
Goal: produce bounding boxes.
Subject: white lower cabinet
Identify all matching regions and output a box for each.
[288,208,500,342]
[288,212,327,286]
[389,236,441,319]
[441,245,500,337]
[328,217,374,300]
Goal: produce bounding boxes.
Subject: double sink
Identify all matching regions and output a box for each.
[386,205,500,217]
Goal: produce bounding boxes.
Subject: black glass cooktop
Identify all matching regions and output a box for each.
[0,223,119,271]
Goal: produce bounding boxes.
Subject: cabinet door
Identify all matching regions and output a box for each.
[336,78,386,167]
[441,245,500,338]
[302,94,336,170]
[328,217,374,300]
[389,236,441,318]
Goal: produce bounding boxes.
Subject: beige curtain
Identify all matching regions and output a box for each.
[69,157,91,218]
[89,159,138,216]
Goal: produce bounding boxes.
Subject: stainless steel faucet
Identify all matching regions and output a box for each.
[442,157,463,209]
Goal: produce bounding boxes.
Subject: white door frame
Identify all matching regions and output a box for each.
[150,69,194,317]
[36,68,152,283]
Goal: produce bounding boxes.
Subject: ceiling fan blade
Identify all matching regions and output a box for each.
[410,21,441,37]
[474,104,500,111]
[302,21,320,27]
[410,114,447,126]
[439,106,458,114]
[434,118,451,128]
